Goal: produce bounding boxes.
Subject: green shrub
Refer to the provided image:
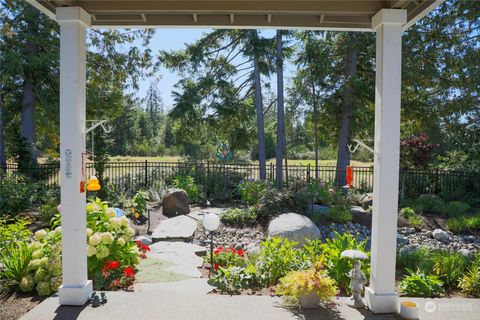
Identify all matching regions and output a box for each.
[254,188,286,222]
[255,237,307,286]
[325,205,353,223]
[400,269,445,297]
[207,246,248,270]
[0,241,33,291]
[0,174,31,216]
[0,217,32,253]
[459,264,480,297]
[238,180,269,205]
[38,203,58,224]
[408,213,424,230]
[400,207,416,219]
[319,232,369,294]
[208,265,259,295]
[221,208,256,226]
[130,190,149,218]
[447,214,480,233]
[431,251,468,288]
[446,201,471,217]
[396,247,433,274]
[414,194,446,215]
[172,175,201,202]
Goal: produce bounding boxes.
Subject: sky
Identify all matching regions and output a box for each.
[133,29,296,111]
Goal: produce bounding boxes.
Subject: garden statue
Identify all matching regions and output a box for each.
[348,260,367,308]
[340,249,368,309]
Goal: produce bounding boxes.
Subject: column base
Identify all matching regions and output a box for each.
[365,287,398,314]
[59,280,93,306]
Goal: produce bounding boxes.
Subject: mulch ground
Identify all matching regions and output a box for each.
[0,291,45,320]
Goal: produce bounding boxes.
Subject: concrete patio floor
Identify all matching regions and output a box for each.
[21,279,480,320]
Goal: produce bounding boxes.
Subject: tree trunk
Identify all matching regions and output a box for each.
[0,92,6,172]
[253,53,266,180]
[335,36,357,187]
[21,5,38,161]
[312,84,319,179]
[275,30,285,189]
[283,117,289,188]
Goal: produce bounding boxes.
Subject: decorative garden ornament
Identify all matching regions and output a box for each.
[347,260,367,308]
[341,249,368,308]
[87,175,101,191]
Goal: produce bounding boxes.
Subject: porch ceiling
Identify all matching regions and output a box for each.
[28,0,441,30]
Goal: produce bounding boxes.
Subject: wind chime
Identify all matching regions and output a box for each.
[80,120,112,193]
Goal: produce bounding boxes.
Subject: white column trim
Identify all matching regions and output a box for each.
[56,6,93,306]
[365,8,406,314]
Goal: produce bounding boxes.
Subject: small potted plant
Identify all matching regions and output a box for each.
[276,261,337,309]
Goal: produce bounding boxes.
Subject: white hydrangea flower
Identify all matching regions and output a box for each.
[51,243,62,255]
[86,245,97,257]
[34,230,47,241]
[32,250,44,260]
[105,208,116,218]
[109,217,121,229]
[50,276,62,292]
[119,216,130,227]
[89,233,102,246]
[101,232,114,245]
[39,257,49,268]
[86,203,102,213]
[54,226,62,236]
[28,259,41,271]
[121,235,130,243]
[117,238,125,246]
[86,228,93,237]
[30,241,43,251]
[95,245,110,259]
[47,231,55,238]
[126,227,135,237]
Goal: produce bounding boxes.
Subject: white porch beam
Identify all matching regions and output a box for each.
[365,8,406,314]
[56,6,93,306]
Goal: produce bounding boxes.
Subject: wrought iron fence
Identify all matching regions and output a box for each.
[2,161,479,202]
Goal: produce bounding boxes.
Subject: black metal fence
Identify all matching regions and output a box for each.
[2,161,479,202]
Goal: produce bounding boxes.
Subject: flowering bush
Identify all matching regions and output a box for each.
[19,227,63,296]
[16,198,148,295]
[238,179,269,205]
[208,246,247,270]
[275,261,337,303]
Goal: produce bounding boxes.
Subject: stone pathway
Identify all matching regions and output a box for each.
[137,241,206,282]
[151,215,198,242]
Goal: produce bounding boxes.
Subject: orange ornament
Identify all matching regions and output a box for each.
[87,175,101,191]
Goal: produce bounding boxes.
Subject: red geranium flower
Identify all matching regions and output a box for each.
[236,249,244,257]
[213,246,223,255]
[110,278,121,288]
[106,261,119,270]
[124,266,135,278]
[101,268,109,278]
[213,264,219,270]
[135,240,142,247]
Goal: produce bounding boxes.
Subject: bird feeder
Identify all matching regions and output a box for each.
[87,175,101,191]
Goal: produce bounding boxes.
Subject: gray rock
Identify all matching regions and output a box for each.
[134,236,152,246]
[426,231,433,238]
[162,188,190,217]
[432,229,449,242]
[152,215,197,242]
[459,249,471,257]
[267,213,320,246]
[397,234,409,246]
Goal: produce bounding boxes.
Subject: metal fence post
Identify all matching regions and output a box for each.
[144,160,148,188]
[307,164,311,182]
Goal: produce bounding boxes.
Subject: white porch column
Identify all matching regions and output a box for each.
[56,7,92,306]
[365,9,406,314]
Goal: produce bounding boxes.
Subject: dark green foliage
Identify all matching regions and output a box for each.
[414,194,446,215]
[447,213,480,233]
[325,205,352,223]
[172,175,202,203]
[400,269,445,297]
[0,174,31,216]
[446,201,470,217]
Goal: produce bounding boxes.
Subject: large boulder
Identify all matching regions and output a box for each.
[267,213,320,246]
[162,188,190,217]
[432,229,449,242]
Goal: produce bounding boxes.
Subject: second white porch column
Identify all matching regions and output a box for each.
[365,9,406,314]
[56,7,92,306]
